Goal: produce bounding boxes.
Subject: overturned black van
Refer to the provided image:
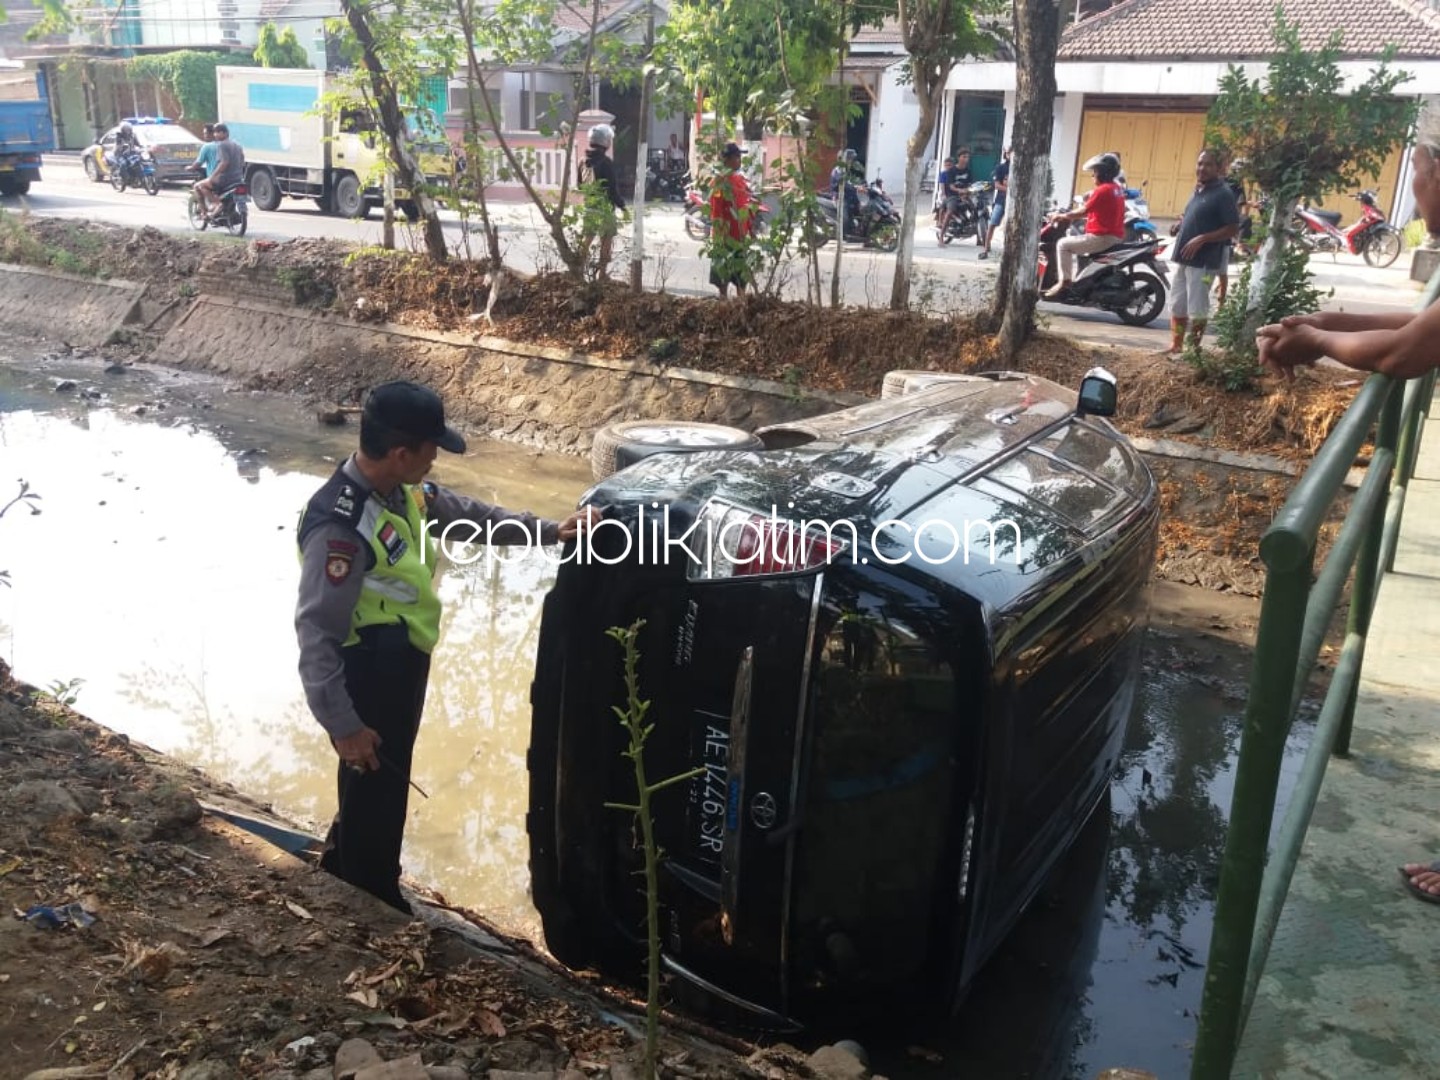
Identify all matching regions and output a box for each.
[527,369,1158,1027]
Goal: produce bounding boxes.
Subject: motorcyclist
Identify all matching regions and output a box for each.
[829,149,864,234]
[936,146,974,240]
[113,121,139,176]
[197,122,245,218]
[1043,151,1125,298]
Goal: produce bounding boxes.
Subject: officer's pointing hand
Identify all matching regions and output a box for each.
[334,726,382,772]
[557,505,602,542]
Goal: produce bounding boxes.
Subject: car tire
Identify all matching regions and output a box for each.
[880,369,981,399]
[399,200,421,223]
[249,168,282,213]
[590,420,763,481]
[333,173,365,219]
[83,155,102,183]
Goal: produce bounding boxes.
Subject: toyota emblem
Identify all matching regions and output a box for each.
[749,791,777,830]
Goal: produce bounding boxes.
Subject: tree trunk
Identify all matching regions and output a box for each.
[1246,198,1294,312]
[629,4,655,293]
[890,83,943,310]
[988,0,1062,357]
[341,0,448,263]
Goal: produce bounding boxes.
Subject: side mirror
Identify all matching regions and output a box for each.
[1077,366,1117,418]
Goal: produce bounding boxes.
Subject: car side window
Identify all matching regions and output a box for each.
[101,134,115,149]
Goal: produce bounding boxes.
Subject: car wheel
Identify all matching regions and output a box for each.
[333,173,365,219]
[249,168,282,213]
[1363,226,1403,269]
[399,200,421,223]
[84,155,102,183]
[1116,269,1166,327]
[880,369,983,399]
[590,420,763,481]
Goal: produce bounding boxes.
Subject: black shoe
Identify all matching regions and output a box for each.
[977,250,989,260]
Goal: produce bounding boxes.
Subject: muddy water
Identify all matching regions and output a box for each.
[0,344,1314,1079]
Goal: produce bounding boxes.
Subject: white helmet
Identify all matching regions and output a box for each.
[589,123,614,149]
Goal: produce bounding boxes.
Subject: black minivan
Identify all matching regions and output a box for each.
[527,369,1158,1027]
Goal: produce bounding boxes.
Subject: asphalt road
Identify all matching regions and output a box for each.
[6,155,1421,352]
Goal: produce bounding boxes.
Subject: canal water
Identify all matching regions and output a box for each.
[0,345,1316,1079]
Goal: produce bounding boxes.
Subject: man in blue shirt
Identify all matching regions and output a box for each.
[979,146,1010,260]
[193,124,219,178]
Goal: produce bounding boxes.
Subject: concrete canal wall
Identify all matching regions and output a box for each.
[0,262,147,347]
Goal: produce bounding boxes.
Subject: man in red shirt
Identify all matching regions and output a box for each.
[708,142,754,298]
[1043,153,1125,298]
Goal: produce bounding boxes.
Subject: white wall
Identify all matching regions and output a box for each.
[865,61,911,195]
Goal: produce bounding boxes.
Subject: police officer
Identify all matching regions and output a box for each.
[295,380,595,913]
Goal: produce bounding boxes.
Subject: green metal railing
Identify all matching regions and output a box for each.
[1188,280,1439,1080]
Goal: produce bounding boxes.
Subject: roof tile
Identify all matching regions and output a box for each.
[1059,0,1440,60]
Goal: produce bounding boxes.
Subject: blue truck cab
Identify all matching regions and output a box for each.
[0,64,55,197]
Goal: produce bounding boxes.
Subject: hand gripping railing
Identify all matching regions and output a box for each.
[1188,277,1439,1080]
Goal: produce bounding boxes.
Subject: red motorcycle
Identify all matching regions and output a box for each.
[683,183,770,241]
[1290,190,1404,268]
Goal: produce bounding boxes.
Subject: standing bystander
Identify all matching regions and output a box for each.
[1162,149,1241,355]
[708,142,755,299]
[578,123,625,277]
[979,146,1010,260]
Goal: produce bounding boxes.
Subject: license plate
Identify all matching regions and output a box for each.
[171,149,195,160]
[691,716,730,862]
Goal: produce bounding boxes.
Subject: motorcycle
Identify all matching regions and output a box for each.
[645,164,690,203]
[813,177,901,252]
[937,181,992,246]
[1290,190,1404,268]
[187,177,249,238]
[1122,185,1157,243]
[110,145,159,196]
[682,183,771,240]
[1037,213,1169,326]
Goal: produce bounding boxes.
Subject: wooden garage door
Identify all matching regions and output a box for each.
[1311,146,1405,218]
[1073,110,1209,218]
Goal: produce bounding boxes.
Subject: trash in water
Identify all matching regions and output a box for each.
[19,902,97,929]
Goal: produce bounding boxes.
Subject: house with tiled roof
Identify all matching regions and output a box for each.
[939,0,1440,220]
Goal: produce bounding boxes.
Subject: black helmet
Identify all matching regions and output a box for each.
[840,148,858,165]
[119,121,134,139]
[1084,152,1121,183]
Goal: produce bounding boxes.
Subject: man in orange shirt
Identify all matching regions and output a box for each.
[708,142,754,299]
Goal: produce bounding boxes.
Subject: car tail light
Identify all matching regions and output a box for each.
[686,499,846,581]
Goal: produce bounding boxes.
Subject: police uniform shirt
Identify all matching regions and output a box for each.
[295,455,561,741]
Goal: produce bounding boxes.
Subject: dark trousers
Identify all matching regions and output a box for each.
[319,625,430,911]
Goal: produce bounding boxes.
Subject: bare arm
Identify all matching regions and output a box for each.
[1258,306,1436,379]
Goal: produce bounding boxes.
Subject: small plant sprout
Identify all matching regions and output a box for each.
[602,619,703,1080]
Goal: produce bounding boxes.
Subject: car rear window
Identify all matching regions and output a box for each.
[793,582,957,975]
[142,127,200,146]
[980,422,1131,532]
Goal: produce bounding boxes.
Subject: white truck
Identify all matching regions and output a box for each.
[216,66,453,220]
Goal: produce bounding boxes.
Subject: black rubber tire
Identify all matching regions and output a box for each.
[399,200,421,223]
[1363,227,1403,269]
[1116,269,1166,326]
[313,195,331,213]
[110,169,126,193]
[333,173,365,219]
[590,420,763,480]
[187,191,208,232]
[880,369,982,399]
[870,222,899,253]
[143,173,159,196]
[683,206,709,241]
[225,204,248,238]
[249,168,281,212]
[83,155,102,183]
[0,176,15,197]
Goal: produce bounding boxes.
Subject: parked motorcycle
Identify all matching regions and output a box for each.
[1122,185,1157,243]
[682,183,771,241]
[110,146,159,196]
[937,181,992,246]
[1290,190,1403,268]
[814,177,901,252]
[1037,213,1169,326]
[645,164,690,203]
[187,178,249,238]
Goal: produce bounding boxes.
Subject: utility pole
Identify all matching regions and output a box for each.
[629,1,655,292]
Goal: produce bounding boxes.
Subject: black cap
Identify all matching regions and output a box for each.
[364,380,466,453]
[722,141,743,158]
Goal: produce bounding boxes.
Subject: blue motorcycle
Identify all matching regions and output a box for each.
[110,146,159,196]
[1123,185,1156,243]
